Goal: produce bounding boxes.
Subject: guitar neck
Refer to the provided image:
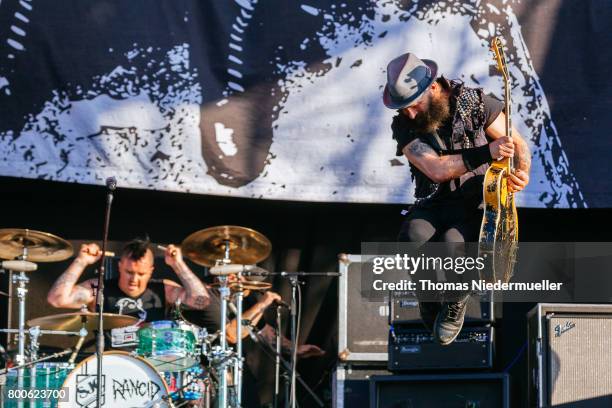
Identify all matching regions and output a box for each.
[493,36,514,172]
[505,82,514,171]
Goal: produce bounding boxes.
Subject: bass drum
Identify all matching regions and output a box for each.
[58,351,169,408]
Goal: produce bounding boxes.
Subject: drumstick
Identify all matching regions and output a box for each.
[83,248,115,257]
[157,245,178,256]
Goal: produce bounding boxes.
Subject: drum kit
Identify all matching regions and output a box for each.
[0,226,289,408]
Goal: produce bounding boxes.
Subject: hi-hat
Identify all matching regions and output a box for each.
[0,229,73,262]
[28,312,138,332]
[182,225,271,267]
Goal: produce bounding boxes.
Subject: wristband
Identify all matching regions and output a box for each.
[461,144,492,171]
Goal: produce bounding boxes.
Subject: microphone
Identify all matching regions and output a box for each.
[0,260,37,272]
[209,264,255,276]
[106,176,117,191]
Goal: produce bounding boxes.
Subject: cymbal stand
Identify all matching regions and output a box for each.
[215,240,232,407]
[9,251,36,402]
[234,275,244,407]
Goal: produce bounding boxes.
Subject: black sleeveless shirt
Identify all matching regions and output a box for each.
[102,278,167,323]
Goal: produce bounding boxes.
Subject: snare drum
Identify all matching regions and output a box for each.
[136,320,201,372]
[3,362,73,408]
[58,351,169,407]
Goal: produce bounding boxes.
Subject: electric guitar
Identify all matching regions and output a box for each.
[479,36,519,283]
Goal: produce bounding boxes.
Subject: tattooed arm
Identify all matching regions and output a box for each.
[225,291,280,344]
[402,138,512,183]
[486,112,531,192]
[403,140,467,183]
[163,244,210,310]
[47,243,99,309]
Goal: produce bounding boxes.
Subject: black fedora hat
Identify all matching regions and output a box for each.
[383,53,438,109]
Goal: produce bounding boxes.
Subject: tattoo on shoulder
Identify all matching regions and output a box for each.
[407,141,435,157]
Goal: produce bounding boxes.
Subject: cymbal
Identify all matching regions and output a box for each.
[182,225,271,267]
[209,280,272,292]
[28,312,139,332]
[0,229,73,262]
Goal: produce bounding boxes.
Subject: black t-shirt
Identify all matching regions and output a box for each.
[393,93,504,157]
[392,92,504,204]
[103,277,167,322]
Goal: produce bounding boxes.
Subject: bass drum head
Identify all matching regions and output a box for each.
[59,351,169,407]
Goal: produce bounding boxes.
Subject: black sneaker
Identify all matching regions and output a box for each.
[418,301,442,333]
[434,299,468,345]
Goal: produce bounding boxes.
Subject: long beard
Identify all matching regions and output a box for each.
[413,94,451,134]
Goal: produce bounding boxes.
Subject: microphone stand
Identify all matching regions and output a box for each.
[289,277,299,408]
[96,177,116,408]
[274,305,281,408]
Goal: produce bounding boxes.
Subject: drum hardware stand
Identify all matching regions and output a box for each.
[215,239,234,408]
[234,277,244,407]
[95,176,116,408]
[209,238,253,407]
[3,255,38,400]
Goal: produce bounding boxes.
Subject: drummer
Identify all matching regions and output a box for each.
[47,238,211,320]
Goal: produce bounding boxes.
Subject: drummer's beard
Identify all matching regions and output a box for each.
[412,92,451,134]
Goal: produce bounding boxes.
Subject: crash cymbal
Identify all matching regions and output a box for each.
[182,225,271,267]
[0,229,73,262]
[28,312,138,332]
[209,280,272,292]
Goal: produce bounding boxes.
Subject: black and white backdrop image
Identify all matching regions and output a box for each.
[0,0,610,207]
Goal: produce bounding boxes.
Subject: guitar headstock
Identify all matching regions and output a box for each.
[491,37,509,83]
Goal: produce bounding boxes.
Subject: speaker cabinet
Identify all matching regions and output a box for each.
[528,303,612,407]
[333,365,393,408]
[338,254,389,363]
[369,373,509,408]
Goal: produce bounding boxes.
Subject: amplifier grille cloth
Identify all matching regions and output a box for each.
[549,316,612,405]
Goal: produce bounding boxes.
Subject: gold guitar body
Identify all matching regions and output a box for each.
[479,159,518,283]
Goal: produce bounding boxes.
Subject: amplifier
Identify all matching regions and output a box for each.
[332,365,393,408]
[338,254,389,363]
[389,290,493,325]
[388,325,494,371]
[528,303,612,407]
[369,373,509,408]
